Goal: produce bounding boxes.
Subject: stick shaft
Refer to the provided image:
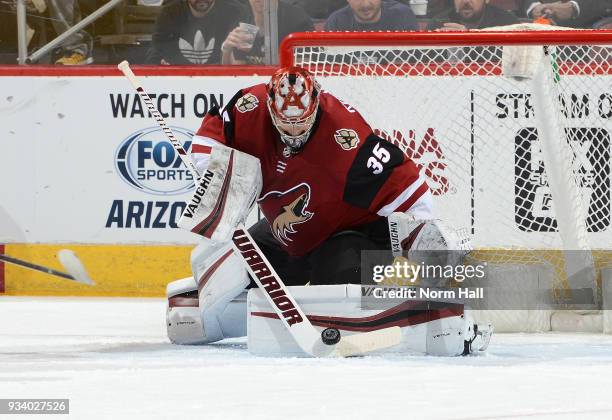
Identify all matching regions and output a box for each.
[231,227,319,354]
[0,254,76,281]
[117,61,200,179]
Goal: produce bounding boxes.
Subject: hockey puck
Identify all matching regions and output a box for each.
[321,328,341,345]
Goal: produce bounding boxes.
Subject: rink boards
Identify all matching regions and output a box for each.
[0,67,272,296]
[0,66,610,296]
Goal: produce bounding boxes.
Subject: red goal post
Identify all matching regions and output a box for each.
[280,30,612,62]
[281,30,612,76]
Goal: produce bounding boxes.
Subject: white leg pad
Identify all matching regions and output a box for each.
[167,277,206,345]
[191,240,250,343]
[247,284,483,357]
[219,291,248,338]
[166,240,250,345]
[167,281,248,344]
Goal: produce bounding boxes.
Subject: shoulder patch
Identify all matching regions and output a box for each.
[235,93,259,113]
[334,128,360,151]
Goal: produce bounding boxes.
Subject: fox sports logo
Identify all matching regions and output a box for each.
[116,126,196,195]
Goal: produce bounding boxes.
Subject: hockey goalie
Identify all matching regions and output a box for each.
[166,66,493,356]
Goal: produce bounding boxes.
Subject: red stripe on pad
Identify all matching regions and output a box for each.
[192,145,212,154]
[401,222,426,251]
[197,249,234,293]
[192,151,234,238]
[168,296,199,308]
[250,300,463,332]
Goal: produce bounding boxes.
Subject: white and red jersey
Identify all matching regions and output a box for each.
[192,83,431,256]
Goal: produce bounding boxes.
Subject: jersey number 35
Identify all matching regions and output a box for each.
[367,143,391,175]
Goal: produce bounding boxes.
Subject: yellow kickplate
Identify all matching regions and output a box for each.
[2,244,193,297]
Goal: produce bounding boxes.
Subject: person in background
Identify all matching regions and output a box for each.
[147,0,248,65]
[423,0,452,17]
[0,0,49,62]
[0,1,18,60]
[47,0,94,64]
[324,0,417,31]
[290,0,432,20]
[221,0,313,65]
[289,0,345,19]
[524,0,612,28]
[429,0,518,30]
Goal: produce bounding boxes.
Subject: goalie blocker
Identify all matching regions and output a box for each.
[177,145,262,243]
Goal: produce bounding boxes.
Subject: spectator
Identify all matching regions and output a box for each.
[0,0,46,62]
[525,0,612,28]
[222,0,313,64]
[291,0,432,20]
[0,1,17,60]
[290,0,345,19]
[324,0,418,31]
[429,0,518,30]
[425,0,452,17]
[148,0,248,65]
[47,0,94,64]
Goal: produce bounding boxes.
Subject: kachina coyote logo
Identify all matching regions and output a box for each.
[259,183,314,245]
[236,93,259,113]
[334,128,360,150]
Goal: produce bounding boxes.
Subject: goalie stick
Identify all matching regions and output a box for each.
[117,60,401,357]
[0,250,94,285]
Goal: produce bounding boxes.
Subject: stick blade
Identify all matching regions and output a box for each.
[335,326,402,357]
[312,326,402,358]
[57,249,95,285]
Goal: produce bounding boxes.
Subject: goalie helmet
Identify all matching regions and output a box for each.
[267,66,320,155]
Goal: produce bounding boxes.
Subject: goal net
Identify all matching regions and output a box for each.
[280,28,612,320]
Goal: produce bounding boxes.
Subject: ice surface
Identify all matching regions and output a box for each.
[2,297,612,420]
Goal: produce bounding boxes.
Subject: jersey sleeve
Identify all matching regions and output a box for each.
[191,89,243,174]
[343,133,431,218]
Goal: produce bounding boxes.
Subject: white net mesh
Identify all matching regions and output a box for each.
[288,30,612,303]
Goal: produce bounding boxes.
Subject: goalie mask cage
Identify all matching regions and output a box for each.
[280,30,612,331]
